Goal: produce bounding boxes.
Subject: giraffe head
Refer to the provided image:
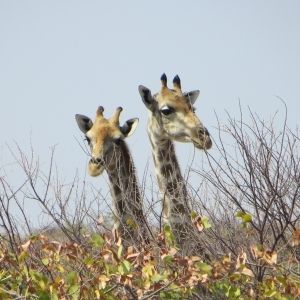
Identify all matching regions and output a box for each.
[138,74,212,150]
[75,106,139,176]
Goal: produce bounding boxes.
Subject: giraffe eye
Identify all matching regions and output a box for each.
[160,106,175,116]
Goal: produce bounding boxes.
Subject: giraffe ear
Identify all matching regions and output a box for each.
[138,85,155,110]
[120,118,139,137]
[75,114,93,133]
[183,90,200,105]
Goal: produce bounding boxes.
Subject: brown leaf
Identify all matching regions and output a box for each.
[251,245,277,265]
[126,252,140,261]
[251,245,264,259]
[291,228,300,246]
[97,214,104,225]
[240,267,254,277]
[235,252,247,269]
[169,247,177,256]
[21,240,31,251]
[264,250,277,265]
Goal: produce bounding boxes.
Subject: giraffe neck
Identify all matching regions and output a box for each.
[104,140,149,243]
[147,115,190,227]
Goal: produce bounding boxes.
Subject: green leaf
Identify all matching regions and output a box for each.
[67,271,78,286]
[83,256,94,267]
[117,244,123,259]
[191,211,198,219]
[30,270,48,290]
[236,211,252,226]
[229,286,241,298]
[42,258,50,266]
[0,271,11,284]
[142,263,155,279]
[126,217,137,229]
[38,292,51,300]
[68,285,80,299]
[151,273,163,283]
[18,250,28,262]
[118,260,132,275]
[201,216,212,229]
[50,293,59,300]
[264,290,277,298]
[122,260,131,273]
[90,233,105,248]
[196,262,212,274]
[163,224,175,245]
[163,255,174,265]
[163,224,171,233]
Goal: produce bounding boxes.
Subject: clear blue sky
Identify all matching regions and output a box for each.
[0,1,299,225]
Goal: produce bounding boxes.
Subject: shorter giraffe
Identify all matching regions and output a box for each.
[75,106,150,244]
[138,74,212,250]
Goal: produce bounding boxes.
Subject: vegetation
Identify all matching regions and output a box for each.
[0,105,299,299]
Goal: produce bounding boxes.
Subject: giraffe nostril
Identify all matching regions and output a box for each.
[197,127,210,137]
[96,158,104,164]
[204,127,210,136]
[90,158,104,165]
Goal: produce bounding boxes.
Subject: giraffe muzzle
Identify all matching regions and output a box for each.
[192,127,212,150]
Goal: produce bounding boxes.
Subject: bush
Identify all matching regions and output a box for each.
[0,105,299,299]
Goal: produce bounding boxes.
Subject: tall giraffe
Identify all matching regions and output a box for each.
[138,74,212,248]
[75,106,150,244]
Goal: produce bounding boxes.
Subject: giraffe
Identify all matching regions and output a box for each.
[138,74,212,250]
[75,106,150,244]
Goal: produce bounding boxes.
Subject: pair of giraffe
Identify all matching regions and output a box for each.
[75,74,212,248]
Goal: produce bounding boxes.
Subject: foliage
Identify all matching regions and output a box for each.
[0,227,299,299]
